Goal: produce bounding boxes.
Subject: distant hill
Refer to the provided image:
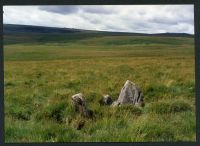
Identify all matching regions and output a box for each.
[4,24,82,34]
[3,24,194,45]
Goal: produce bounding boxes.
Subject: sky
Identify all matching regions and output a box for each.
[3,5,194,34]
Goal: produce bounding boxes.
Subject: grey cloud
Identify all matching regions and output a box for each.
[39,6,79,14]
[149,15,193,26]
[81,6,113,14]
[132,22,153,29]
[86,17,101,24]
[150,17,178,25]
[81,13,101,24]
[39,6,113,15]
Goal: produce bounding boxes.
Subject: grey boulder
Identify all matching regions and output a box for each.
[112,80,144,107]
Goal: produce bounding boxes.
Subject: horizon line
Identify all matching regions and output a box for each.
[3,23,194,35]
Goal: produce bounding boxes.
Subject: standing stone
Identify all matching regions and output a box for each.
[112,80,144,107]
[71,93,93,118]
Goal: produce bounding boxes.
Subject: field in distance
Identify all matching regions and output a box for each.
[4,24,196,142]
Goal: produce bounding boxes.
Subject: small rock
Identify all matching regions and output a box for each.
[103,94,113,105]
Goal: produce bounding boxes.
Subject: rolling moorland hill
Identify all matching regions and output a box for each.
[4,24,193,45]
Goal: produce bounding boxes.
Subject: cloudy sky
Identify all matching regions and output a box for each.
[3,5,194,34]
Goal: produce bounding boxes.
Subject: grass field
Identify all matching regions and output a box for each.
[4,26,195,142]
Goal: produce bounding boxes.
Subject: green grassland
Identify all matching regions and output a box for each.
[4,29,195,142]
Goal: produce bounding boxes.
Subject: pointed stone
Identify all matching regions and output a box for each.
[112,80,144,107]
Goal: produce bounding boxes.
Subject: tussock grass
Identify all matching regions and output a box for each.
[146,100,192,114]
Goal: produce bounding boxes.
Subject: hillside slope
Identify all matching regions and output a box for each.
[3,24,194,45]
